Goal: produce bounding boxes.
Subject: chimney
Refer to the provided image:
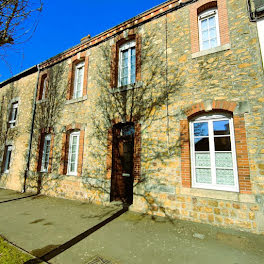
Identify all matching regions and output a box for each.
[81,34,91,44]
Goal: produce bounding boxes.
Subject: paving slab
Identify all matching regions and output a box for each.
[0,189,264,264]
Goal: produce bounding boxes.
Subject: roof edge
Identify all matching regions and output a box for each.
[40,0,196,69]
[0,65,38,88]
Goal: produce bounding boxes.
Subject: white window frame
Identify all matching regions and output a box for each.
[118,40,136,87]
[198,8,221,51]
[41,134,51,172]
[8,102,18,128]
[41,76,47,99]
[73,61,85,99]
[4,145,13,173]
[67,131,80,176]
[189,113,239,192]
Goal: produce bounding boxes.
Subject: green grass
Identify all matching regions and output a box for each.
[0,236,32,264]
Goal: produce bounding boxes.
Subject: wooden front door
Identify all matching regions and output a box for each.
[111,123,135,205]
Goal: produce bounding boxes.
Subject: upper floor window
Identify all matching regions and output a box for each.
[38,74,48,100]
[198,8,220,51]
[8,102,18,128]
[118,41,136,87]
[3,145,12,173]
[73,61,85,99]
[67,131,80,176]
[41,134,51,172]
[41,76,47,99]
[189,113,239,192]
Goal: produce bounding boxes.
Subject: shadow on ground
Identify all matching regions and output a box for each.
[24,206,128,264]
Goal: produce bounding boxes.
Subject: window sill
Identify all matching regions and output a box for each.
[181,187,255,203]
[67,173,77,177]
[66,95,88,105]
[192,43,231,59]
[8,124,16,129]
[111,81,143,93]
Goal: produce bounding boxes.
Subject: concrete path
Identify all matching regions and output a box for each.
[0,188,264,264]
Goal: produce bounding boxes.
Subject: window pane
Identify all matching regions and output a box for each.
[209,28,216,39]
[213,120,230,135]
[131,74,136,84]
[131,47,136,57]
[215,152,233,168]
[121,77,128,86]
[201,19,208,31]
[216,169,234,185]
[121,125,135,136]
[195,137,209,151]
[194,122,208,136]
[195,153,211,167]
[202,30,209,41]
[209,16,216,28]
[122,67,128,77]
[210,38,217,48]
[214,137,231,151]
[13,108,18,121]
[196,168,212,184]
[202,40,210,50]
[122,50,128,59]
[70,162,75,172]
[4,147,12,171]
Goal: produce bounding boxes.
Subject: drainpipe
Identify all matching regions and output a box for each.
[23,64,40,193]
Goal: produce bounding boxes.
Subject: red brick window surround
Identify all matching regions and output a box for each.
[36,128,54,173]
[60,124,85,176]
[190,0,230,53]
[37,72,48,101]
[180,101,251,194]
[67,52,89,100]
[110,33,141,88]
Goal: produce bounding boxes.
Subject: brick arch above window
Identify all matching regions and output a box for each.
[185,100,237,118]
[197,1,217,14]
[180,100,251,194]
[67,52,89,100]
[190,0,230,54]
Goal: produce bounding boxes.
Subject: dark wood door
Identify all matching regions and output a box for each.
[111,123,135,205]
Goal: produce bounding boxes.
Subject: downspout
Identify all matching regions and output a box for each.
[23,64,40,193]
[165,13,170,153]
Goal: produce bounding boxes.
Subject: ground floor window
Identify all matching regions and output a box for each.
[189,113,239,192]
[67,131,80,176]
[41,134,51,172]
[3,145,13,173]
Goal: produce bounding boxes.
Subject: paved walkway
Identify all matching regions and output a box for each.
[0,188,264,264]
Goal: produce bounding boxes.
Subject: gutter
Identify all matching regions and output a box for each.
[23,64,40,193]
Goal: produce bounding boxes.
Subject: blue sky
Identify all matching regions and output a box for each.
[0,0,164,82]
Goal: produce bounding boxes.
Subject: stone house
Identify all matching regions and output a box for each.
[0,0,264,234]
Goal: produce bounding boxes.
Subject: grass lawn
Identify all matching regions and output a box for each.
[0,236,32,264]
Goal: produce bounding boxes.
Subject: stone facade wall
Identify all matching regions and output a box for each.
[0,72,38,191]
[1,0,264,234]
